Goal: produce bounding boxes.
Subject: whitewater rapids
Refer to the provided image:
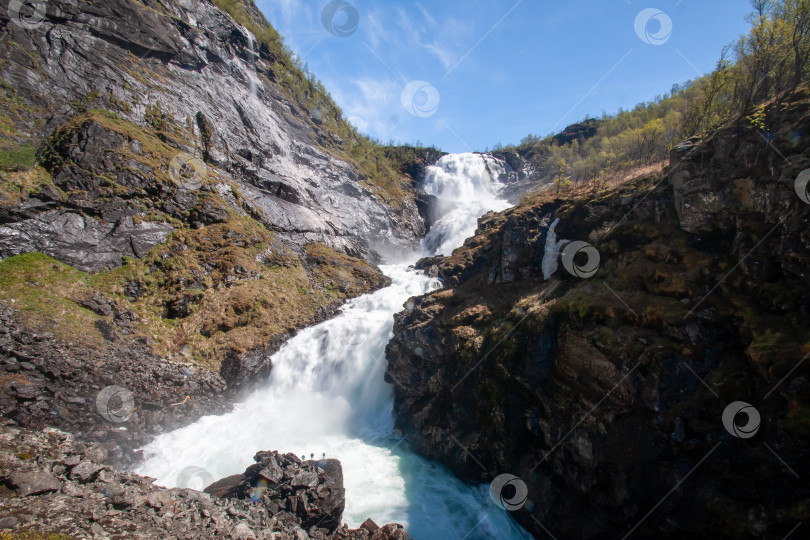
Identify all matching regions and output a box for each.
[136,153,533,539]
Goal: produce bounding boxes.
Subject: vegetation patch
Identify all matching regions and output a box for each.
[0,144,36,171]
[0,533,76,540]
[0,253,104,345]
[0,166,53,206]
[0,206,389,369]
[499,1,810,196]
[42,109,195,185]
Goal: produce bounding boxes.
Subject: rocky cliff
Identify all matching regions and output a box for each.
[0,0,432,372]
[0,0,424,263]
[386,90,810,539]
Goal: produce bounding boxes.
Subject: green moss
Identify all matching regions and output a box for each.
[0,193,387,369]
[42,109,196,189]
[0,253,103,344]
[210,0,287,58]
[0,533,77,540]
[0,144,36,170]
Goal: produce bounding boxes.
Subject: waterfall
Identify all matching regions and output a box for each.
[135,154,532,539]
[421,153,512,256]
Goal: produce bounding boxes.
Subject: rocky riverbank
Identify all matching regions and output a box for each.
[0,290,413,539]
[386,91,810,539]
[0,424,409,539]
[0,302,231,469]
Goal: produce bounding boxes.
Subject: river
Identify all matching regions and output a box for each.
[136,153,531,539]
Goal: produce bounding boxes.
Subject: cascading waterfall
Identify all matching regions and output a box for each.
[421,153,512,256]
[136,153,533,539]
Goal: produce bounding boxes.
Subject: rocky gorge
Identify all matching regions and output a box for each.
[385,91,810,538]
[0,0,809,538]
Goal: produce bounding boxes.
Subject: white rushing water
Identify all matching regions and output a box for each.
[136,153,532,539]
[421,154,512,256]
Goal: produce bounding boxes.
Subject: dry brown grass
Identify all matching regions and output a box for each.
[0,253,104,345]
[0,218,389,370]
[0,533,76,540]
[519,161,668,208]
[0,167,55,207]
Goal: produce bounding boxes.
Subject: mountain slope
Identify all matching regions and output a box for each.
[0,0,431,371]
[0,1,427,536]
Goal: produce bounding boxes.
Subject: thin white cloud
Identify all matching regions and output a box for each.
[385,4,473,71]
[423,42,456,70]
[331,77,402,138]
[415,4,438,30]
[365,9,388,50]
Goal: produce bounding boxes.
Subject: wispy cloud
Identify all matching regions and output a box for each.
[365,9,388,50]
[378,4,473,71]
[331,77,402,137]
[423,42,456,70]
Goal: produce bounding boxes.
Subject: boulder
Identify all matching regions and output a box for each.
[6,471,62,496]
[205,451,345,534]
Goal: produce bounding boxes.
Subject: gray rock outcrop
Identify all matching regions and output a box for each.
[0,0,425,271]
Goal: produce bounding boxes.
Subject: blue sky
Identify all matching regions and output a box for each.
[255,0,753,152]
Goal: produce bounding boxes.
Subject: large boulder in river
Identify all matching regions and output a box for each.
[205,450,345,533]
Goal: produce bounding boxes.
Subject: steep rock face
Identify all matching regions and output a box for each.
[550,118,601,146]
[0,0,424,266]
[0,117,179,273]
[0,0,420,371]
[386,94,810,539]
